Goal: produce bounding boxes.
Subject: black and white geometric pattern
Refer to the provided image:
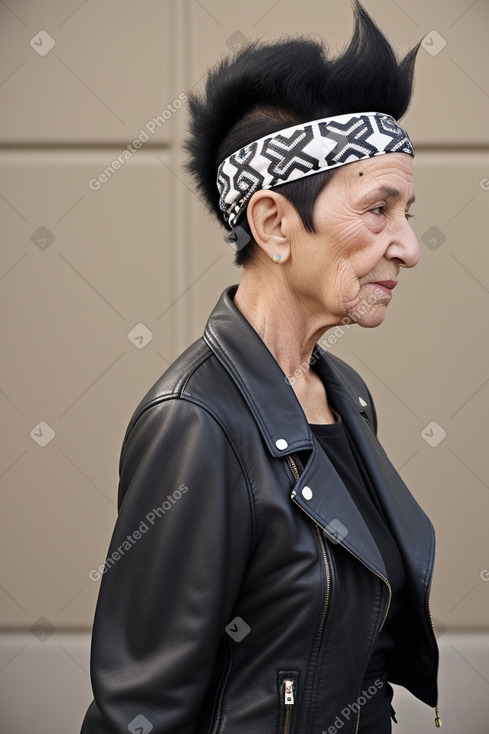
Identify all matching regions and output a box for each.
[217,112,414,227]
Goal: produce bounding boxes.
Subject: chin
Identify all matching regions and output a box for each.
[351,304,388,329]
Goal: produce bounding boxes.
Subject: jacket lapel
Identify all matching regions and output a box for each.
[291,440,389,581]
[315,352,435,592]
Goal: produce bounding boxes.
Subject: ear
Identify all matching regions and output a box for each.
[246,190,297,264]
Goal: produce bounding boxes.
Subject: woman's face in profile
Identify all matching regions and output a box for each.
[284,152,420,329]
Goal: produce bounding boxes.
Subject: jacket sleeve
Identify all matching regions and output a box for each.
[81,397,254,734]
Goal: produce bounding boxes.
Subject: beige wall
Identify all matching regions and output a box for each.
[1,0,488,653]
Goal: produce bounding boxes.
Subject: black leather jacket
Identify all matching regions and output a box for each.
[82,286,439,734]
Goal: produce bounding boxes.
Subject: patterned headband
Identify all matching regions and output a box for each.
[217,111,414,229]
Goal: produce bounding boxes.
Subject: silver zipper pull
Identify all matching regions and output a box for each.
[284,679,294,705]
[434,705,442,728]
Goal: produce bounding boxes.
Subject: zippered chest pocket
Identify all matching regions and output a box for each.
[278,670,299,734]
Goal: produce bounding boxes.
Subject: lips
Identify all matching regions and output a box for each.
[367,280,398,296]
[371,280,397,290]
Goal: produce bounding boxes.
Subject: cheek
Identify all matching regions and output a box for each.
[363,213,385,235]
[348,221,392,277]
[353,245,385,278]
[311,215,385,297]
[327,215,381,258]
[333,226,384,281]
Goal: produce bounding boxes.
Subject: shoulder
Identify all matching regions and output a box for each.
[117,336,256,514]
[126,337,221,427]
[132,336,210,407]
[120,335,248,459]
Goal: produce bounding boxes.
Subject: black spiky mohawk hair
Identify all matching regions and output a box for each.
[184,0,420,266]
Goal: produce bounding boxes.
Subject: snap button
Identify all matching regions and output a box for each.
[302,486,313,500]
[275,438,288,451]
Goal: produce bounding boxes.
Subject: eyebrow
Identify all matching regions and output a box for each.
[360,186,416,206]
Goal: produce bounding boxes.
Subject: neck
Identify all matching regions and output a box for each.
[233,264,335,382]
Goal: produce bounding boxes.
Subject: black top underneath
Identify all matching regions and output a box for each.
[310,415,407,733]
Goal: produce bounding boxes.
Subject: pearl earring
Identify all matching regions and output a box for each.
[272,254,282,263]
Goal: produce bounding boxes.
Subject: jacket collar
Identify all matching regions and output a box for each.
[204,285,368,457]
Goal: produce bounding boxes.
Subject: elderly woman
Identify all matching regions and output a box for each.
[82,3,440,733]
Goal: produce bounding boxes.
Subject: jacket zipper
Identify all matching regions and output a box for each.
[287,455,331,730]
[427,545,442,727]
[283,678,295,734]
[287,453,391,734]
[287,456,331,631]
[287,456,331,638]
[287,454,301,484]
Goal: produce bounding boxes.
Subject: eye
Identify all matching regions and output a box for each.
[369,205,385,215]
[405,212,414,220]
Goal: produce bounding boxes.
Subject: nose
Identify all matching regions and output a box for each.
[384,217,420,269]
